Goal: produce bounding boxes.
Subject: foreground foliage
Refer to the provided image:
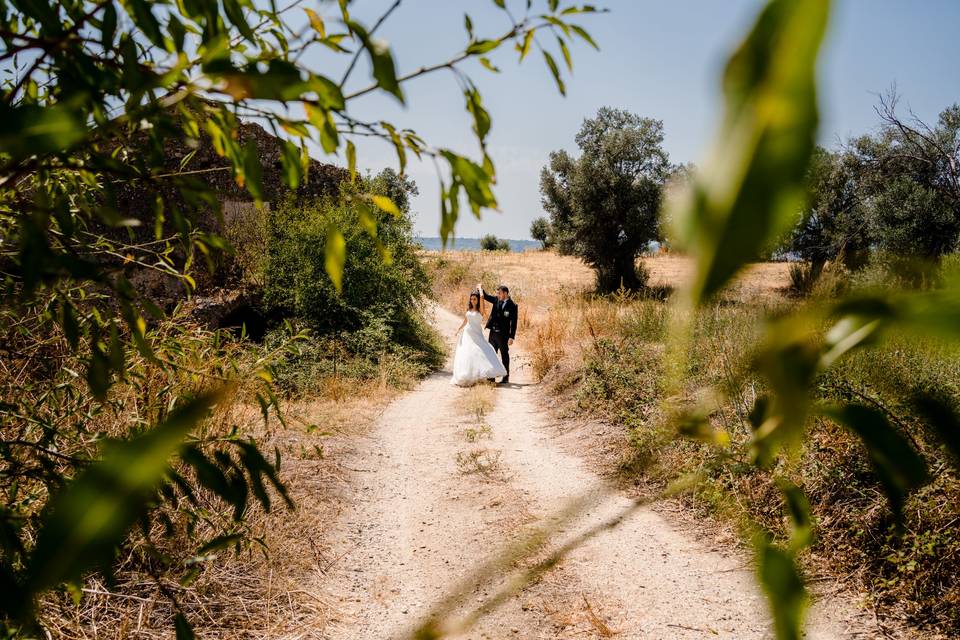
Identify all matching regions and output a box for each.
[659,0,960,636]
[0,0,602,635]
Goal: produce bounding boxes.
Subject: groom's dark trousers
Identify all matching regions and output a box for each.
[482,292,518,378]
[488,330,510,377]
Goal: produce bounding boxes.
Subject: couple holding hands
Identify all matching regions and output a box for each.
[451,283,517,387]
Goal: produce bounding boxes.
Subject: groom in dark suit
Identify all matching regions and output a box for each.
[479,283,518,383]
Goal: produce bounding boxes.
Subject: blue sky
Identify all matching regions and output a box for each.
[314,0,960,240]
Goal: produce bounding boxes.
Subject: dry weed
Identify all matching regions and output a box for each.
[463,423,493,442]
[456,448,503,476]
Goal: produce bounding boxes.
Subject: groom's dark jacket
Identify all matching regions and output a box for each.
[482,292,518,339]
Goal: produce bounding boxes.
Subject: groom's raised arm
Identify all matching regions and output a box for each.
[479,286,497,305]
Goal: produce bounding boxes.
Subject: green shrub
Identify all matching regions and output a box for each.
[260,187,431,340]
[480,234,510,251]
[258,177,444,392]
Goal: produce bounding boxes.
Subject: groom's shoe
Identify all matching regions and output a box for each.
[487,378,496,383]
[500,375,510,385]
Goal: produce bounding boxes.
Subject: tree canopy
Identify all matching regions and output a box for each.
[530,216,552,249]
[787,97,960,276]
[540,107,671,291]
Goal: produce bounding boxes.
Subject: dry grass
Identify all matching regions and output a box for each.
[423,249,595,327]
[426,250,792,383]
[37,351,414,639]
[456,448,504,476]
[456,382,497,421]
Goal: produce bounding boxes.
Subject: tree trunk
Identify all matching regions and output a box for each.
[595,251,643,292]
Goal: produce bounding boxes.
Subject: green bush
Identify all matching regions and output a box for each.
[479,234,510,251]
[262,200,424,331]
[258,173,443,380]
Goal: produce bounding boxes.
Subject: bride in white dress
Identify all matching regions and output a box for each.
[451,291,507,386]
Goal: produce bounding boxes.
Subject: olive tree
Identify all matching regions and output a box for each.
[540,107,671,291]
[530,216,552,248]
[787,97,960,280]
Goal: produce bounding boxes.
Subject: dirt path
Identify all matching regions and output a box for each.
[319,306,888,639]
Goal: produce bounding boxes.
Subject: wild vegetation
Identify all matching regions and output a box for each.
[785,96,960,283]
[3,0,958,638]
[430,247,959,636]
[0,0,601,636]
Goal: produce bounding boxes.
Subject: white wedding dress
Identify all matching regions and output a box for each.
[451,310,507,386]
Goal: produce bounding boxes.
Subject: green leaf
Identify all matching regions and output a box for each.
[464,87,491,145]
[222,0,255,42]
[557,36,573,71]
[442,150,498,217]
[820,314,884,369]
[348,21,404,103]
[751,318,822,464]
[26,391,225,600]
[0,104,86,161]
[167,14,186,52]
[777,479,812,551]
[544,15,571,36]
[305,104,339,154]
[479,57,501,73]
[570,24,598,50]
[356,201,378,237]
[346,139,357,183]
[280,139,302,189]
[325,225,346,292]
[518,30,534,61]
[466,39,500,55]
[381,121,406,174]
[174,613,196,640]
[822,403,928,520]
[308,74,346,110]
[757,541,807,640]
[370,195,400,217]
[101,2,118,49]
[122,0,165,48]
[197,533,244,555]
[542,50,566,95]
[304,8,326,37]
[667,0,831,304]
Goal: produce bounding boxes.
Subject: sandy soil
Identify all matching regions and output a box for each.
[318,305,891,640]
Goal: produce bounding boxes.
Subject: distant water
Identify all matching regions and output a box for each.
[415,237,540,252]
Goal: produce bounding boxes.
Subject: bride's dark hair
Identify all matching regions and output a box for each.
[467,292,481,311]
